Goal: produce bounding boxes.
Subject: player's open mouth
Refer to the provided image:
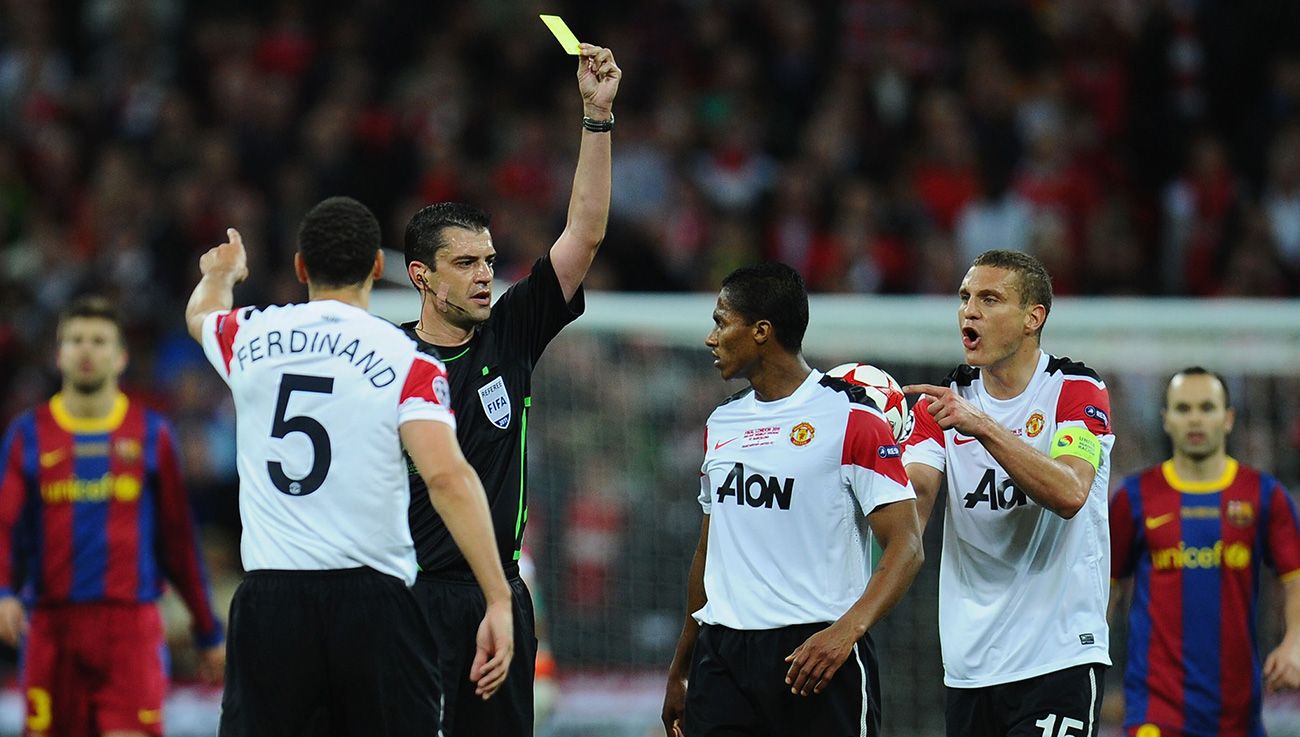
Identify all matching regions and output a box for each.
[961,327,980,350]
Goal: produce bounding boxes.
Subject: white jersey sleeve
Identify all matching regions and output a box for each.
[200,308,246,386]
[841,407,914,516]
[901,396,945,472]
[397,353,456,428]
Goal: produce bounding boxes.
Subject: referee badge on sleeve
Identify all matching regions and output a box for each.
[478,376,512,429]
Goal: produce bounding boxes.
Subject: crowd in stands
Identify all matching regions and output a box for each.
[3,0,1300,679]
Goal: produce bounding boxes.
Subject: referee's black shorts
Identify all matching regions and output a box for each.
[945,663,1106,737]
[685,622,881,737]
[412,570,537,737]
[218,567,439,737]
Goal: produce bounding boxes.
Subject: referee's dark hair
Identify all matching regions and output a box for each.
[1166,366,1231,408]
[721,262,809,353]
[57,295,124,344]
[404,202,492,271]
[298,196,382,288]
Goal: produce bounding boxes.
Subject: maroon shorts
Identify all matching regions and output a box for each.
[21,602,167,737]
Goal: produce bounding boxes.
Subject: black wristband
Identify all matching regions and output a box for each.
[582,113,614,133]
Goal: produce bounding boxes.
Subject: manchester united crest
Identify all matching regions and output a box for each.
[789,421,815,447]
[1226,500,1254,528]
[1025,411,1045,438]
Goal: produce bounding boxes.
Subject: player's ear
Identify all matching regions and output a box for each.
[1224,406,1235,435]
[372,249,385,281]
[752,319,773,346]
[293,252,309,285]
[1024,304,1047,336]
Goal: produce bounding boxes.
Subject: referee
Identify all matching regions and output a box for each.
[399,44,620,735]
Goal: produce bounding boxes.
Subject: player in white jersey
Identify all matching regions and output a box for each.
[662,263,924,737]
[184,197,513,737]
[901,250,1113,737]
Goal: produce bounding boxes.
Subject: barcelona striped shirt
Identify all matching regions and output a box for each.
[0,393,223,648]
[1111,459,1300,737]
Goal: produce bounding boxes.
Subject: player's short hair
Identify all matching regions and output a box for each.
[404,202,492,271]
[720,262,809,353]
[297,196,382,288]
[57,296,123,344]
[971,249,1053,334]
[1166,366,1231,408]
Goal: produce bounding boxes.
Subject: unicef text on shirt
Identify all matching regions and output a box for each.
[233,329,398,387]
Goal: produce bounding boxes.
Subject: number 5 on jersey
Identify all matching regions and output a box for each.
[269,374,334,496]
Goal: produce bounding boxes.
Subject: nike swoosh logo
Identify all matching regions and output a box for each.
[1146,513,1176,530]
[952,436,978,446]
[713,437,738,450]
[39,448,67,468]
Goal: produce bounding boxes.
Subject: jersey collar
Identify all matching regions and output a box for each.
[49,392,129,434]
[1161,457,1238,494]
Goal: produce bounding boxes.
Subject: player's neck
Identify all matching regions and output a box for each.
[748,354,812,402]
[307,284,370,310]
[1170,451,1228,483]
[59,384,121,419]
[979,345,1041,400]
[414,307,474,347]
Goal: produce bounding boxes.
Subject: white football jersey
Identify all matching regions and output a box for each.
[695,370,915,630]
[201,301,454,585]
[903,351,1114,687]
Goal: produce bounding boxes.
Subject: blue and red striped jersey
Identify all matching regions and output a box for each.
[1111,459,1300,737]
[0,394,223,648]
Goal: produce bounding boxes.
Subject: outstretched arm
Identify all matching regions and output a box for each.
[904,384,1095,518]
[550,44,621,302]
[186,228,248,342]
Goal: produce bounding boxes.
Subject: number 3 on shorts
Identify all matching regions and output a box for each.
[26,687,52,731]
[1036,714,1084,737]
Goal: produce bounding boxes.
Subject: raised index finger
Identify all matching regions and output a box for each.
[226,227,244,250]
[902,383,946,397]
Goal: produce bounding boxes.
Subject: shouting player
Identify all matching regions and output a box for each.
[0,296,224,737]
[1111,367,1300,737]
[186,198,512,736]
[662,262,923,737]
[903,249,1115,737]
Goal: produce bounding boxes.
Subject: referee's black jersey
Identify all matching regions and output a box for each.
[401,255,584,576]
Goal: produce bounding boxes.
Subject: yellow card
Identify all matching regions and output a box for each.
[539,15,581,55]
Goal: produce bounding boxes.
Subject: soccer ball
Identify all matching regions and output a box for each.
[825,363,914,443]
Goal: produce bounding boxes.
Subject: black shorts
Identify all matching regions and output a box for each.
[412,571,537,737]
[945,663,1106,737]
[684,623,881,737]
[218,568,439,737]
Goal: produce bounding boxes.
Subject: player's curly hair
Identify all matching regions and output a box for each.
[297,196,382,288]
[404,202,492,271]
[971,249,1054,335]
[720,262,809,353]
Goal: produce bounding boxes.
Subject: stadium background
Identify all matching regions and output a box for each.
[3,0,1300,734]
